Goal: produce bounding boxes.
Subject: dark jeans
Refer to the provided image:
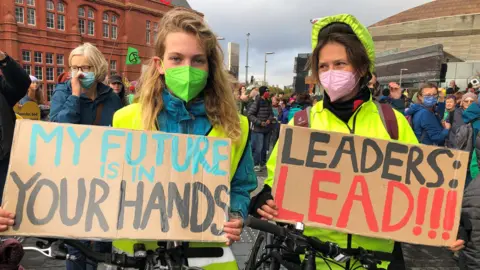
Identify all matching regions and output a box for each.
[66,241,112,270]
[252,131,271,166]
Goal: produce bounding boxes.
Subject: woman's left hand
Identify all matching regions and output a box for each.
[223,218,243,246]
[449,239,465,252]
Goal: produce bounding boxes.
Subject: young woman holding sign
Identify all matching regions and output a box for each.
[249,14,421,270]
[111,7,257,269]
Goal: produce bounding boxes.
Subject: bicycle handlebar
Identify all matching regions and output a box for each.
[245,216,287,237]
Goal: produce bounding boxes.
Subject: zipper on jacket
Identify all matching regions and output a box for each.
[341,106,362,134]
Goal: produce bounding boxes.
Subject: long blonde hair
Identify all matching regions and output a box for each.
[137,8,241,141]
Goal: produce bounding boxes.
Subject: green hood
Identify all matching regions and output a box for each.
[311,14,375,72]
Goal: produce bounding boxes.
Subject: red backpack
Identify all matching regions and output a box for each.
[293,101,399,140]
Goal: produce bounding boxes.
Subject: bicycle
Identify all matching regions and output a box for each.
[244,216,391,270]
[21,238,224,270]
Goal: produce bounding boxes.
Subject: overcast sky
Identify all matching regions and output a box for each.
[187,0,432,87]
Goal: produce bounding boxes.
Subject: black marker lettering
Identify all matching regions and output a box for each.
[10,172,39,230]
[117,180,144,230]
[26,179,59,225]
[360,139,384,173]
[211,185,229,236]
[59,178,86,226]
[191,182,214,233]
[141,182,168,232]
[281,128,304,166]
[426,149,453,188]
[167,182,190,228]
[329,136,358,172]
[406,146,426,185]
[381,142,409,182]
[85,178,109,232]
[305,132,330,169]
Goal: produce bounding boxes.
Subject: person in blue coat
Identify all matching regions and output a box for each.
[49,43,122,126]
[405,82,450,146]
[48,43,122,270]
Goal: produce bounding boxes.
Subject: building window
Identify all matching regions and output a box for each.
[103,13,108,22]
[47,84,55,101]
[78,7,85,17]
[15,0,23,4]
[153,22,158,39]
[46,53,53,65]
[103,23,109,38]
[56,54,64,65]
[46,67,54,81]
[88,20,94,35]
[15,7,24,24]
[88,8,94,19]
[57,2,65,13]
[22,51,31,62]
[57,14,65,30]
[78,19,85,34]
[27,8,35,25]
[110,60,117,71]
[47,12,55,29]
[35,66,43,80]
[146,20,151,44]
[57,67,64,77]
[112,25,118,40]
[24,65,31,75]
[27,0,34,6]
[34,52,42,63]
[46,0,54,10]
[112,15,117,24]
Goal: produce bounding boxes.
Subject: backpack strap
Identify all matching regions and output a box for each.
[375,101,399,140]
[294,106,312,128]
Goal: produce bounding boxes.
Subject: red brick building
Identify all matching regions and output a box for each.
[0,0,193,102]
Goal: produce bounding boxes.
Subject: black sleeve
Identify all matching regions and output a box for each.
[0,55,31,107]
[247,98,261,125]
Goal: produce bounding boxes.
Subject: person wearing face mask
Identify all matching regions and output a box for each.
[405,83,450,146]
[111,8,256,269]
[48,43,122,270]
[249,14,418,270]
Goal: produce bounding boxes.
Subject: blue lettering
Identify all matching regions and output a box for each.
[107,162,120,179]
[100,130,125,163]
[192,137,211,175]
[125,132,147,166]
[172,136,194,172]
[29,124,63,166]
[152,133,173,166]
[66,126,91,166]
[211,140,229,176]
[138,165,155,183]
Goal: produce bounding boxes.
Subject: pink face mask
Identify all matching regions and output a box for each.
[320,70,357,102]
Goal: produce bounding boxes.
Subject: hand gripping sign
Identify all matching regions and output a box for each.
[271,125,468,246]
[1,121,231,242]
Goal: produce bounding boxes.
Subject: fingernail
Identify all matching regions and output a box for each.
[8,213,14,218]
[8,220,13,225]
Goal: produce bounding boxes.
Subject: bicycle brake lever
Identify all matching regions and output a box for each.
[23,246,54,258]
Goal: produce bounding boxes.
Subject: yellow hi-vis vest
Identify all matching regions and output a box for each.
[265,99,418,270]
[111,103,249,270]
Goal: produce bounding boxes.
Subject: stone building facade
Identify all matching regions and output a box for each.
[0,0,192,102]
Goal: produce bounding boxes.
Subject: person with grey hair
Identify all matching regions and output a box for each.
[49,42,122,126]
[48,43,122,270]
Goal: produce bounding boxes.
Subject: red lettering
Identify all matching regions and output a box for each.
[336,175,378,232]
[308,170,340,225]
[382,181,414,232]
[274,166,304,222]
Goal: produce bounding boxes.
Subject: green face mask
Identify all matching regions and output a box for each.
[164,65,208,102]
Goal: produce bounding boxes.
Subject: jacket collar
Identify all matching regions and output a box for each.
[162,90,207,122]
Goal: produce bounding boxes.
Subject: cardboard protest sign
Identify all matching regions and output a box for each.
[2,120,231,242]
[14,101,40,120]
[272,125,468,246]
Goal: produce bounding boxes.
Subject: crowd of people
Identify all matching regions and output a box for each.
[0,6,479,270]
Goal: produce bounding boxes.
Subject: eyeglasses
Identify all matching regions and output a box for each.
[463,99,475,104]
[70,66,92,72]
[422,94,439,98]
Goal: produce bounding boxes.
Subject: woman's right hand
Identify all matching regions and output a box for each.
[257,199,278,220]
[0,208,15,232]
[71,72,84,97]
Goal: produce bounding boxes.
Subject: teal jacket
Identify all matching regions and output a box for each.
[157,90,257,218]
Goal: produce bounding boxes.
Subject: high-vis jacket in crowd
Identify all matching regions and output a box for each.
[111,92,255,269]
[264,14,419,270]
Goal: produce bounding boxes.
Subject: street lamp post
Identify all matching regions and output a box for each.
[264,52,275,85]
[399,68,408,88]
[245,33,250,85]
